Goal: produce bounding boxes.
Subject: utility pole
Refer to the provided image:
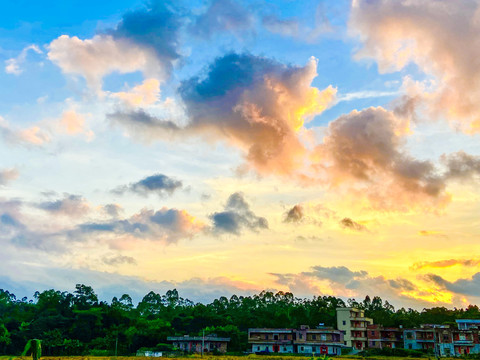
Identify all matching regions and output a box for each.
[202,329,205,358]
[115,333,118,358]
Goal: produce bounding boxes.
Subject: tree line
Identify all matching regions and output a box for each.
[1,285,480,355]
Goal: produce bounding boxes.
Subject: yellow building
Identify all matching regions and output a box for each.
[336,307,373,350]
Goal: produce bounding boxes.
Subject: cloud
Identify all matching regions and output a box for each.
[425,272,480,297]
[111,0,181,68]
[102,254,137,266]
[210,192,268,235]
[262,2,332,41]
[349,0,480,132]
[0,199,63,252]
[114,173,183,197]
[76,207,205,244]
[283,204,304,223]
[313,107,451,210]
[5,45,42,75]
[48,35,163,93]
[111,78,161,107]
[0,117,50,146]
[0,168,19,186]
[108,109,181,141]
[102,204,123,218]
[179,53,335,175]
[262,15,299,37]
[412,259,480,271]
[112,53,336,175]
[37,194,90,218]
[48,0,182,93]
[0,109,93,147]
[339,217,367,232]
[306,265,368,284]
[189,0,253,39]
[283,204,323,226]
[271,264,447,308]
[0,265,260,304]
[58,110,94,140]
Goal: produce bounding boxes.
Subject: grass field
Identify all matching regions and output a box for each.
[0,356,459,360]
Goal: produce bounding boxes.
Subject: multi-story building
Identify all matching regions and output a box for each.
[403,323,480,356]
[336,307,373,350]
[294,325,345,355]
[404,325,443,352]
[456,319,480,330]
[248,326,344,355]
[367,324,403,349]
[450,325,480,355]
[167,335,230,353]
[248,328,295,353]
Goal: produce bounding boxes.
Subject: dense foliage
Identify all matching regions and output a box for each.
[1,286,480,356]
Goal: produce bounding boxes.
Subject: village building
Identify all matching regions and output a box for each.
[294,325,345,355]
[248,325,344,355]
[248,328,295,353]
[336,307,373,350]
[167,335,230,354]
[367,324,403,349]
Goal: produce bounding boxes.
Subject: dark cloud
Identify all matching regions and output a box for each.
[306,265,368,284]
[114,173,183,197]
[210,192,268,235]
[189,0,253,39]
[110,0,182,77]
[75,207,204,244]
[283,204,304,223]
[37,194,89,217]
[108,109,180,142]
[441,151,480,180]
[340,217,367,232]
[102,204,123,218]
[424,272,480,297]
[112,52,335,176]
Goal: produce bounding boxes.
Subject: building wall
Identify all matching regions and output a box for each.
[251,344,294,353]
[337,308,373,350]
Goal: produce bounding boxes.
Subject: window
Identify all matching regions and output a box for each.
[265,334,268,340]
[284,335,288,340]
[299,334,303,339]
[283,347,287,352]
[257,347,260,351]
[343,321,346,326]
[371,331,375,336]
[300,347,304,352]
[321,334,326,341]
[408,344,412,349]
[312,335,316,340]
[344,341,347,345]
[312,347,316,353]
[274,335,279,340]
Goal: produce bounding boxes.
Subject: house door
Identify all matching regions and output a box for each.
[320,346,328,354]
[273,345,280,353]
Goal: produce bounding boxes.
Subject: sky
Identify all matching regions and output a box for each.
[1,0,480,309]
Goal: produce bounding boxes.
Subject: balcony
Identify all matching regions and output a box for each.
[248,337,292,344]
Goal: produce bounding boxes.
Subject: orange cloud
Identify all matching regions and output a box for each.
[350,0,480,133]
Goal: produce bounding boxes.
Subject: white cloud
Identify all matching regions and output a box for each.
[5,45,43,75]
